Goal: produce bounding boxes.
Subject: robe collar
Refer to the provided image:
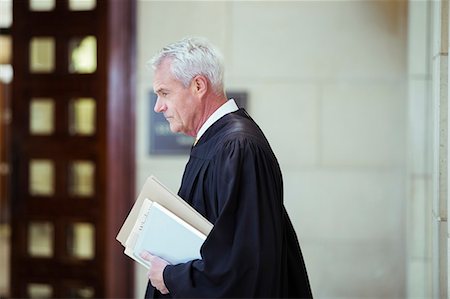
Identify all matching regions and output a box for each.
[196,99,239,142]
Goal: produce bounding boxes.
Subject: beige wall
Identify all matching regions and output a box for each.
[136,1,407,298]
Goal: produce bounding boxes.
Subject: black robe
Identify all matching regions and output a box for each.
[145,109,312,298]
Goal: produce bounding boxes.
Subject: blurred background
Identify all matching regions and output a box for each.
[0,0,448,298]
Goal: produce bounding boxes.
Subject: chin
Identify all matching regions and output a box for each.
[169,125,181,134]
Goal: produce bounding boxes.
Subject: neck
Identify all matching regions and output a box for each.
[194,92,227,136]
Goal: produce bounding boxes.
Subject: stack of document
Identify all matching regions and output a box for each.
[116,176,213,268]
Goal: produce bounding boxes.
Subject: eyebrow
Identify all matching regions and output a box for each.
[154,88,168,94]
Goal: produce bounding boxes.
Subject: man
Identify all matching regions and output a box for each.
[141,37,313,298]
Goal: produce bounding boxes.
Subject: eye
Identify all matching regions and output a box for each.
[157,91,168,97]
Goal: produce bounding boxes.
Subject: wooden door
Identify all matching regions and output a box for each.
[10,0,135,297]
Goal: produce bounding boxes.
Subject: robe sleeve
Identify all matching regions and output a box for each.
[162,136,286,298]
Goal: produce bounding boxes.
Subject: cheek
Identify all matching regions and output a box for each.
[167,104,186,127]
[176,95,195,117]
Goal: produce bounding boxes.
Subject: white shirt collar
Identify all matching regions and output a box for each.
[196,99,239,141]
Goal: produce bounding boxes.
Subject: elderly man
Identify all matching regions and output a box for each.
[140,37,312,298]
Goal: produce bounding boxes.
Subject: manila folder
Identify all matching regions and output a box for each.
[116,175,213,245]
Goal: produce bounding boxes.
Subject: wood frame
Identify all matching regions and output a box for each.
[10,0,135,297]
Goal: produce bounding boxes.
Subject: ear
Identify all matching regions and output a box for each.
[191,75,208,96]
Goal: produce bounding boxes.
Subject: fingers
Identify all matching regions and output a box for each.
[160,286,169,294]
[147,273,168,294]
[141,251,169,295]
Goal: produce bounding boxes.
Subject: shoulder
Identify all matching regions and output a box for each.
[191,109,275,160]
[213,110,274,157]
[220,109,267,143]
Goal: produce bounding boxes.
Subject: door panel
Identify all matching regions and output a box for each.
[11,1,135,297]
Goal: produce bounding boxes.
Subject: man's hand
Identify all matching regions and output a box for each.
[140,251,170,295]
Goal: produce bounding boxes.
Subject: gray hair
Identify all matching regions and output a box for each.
[150,37,225,94]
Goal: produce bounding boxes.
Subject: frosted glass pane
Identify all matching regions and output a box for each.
[0,35,12,65]
[67,223,95,259]
[30,98,54,135]
[69,36,97,74]
[29,37,55,73]
[28,222,54,257]
[28,283,53,298]
[69,98,96,135]
[66,286,95,298]
[29,159,54,196]
[69,161,95,197]
[29,0,55,11]
[69,0,96,11]
[0,0,12,30]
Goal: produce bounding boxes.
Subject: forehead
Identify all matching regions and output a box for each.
[153,59,175,85]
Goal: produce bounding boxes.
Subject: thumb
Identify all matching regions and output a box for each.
[139,250,152,261]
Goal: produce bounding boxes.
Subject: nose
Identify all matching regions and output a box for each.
[154,96,166,113]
